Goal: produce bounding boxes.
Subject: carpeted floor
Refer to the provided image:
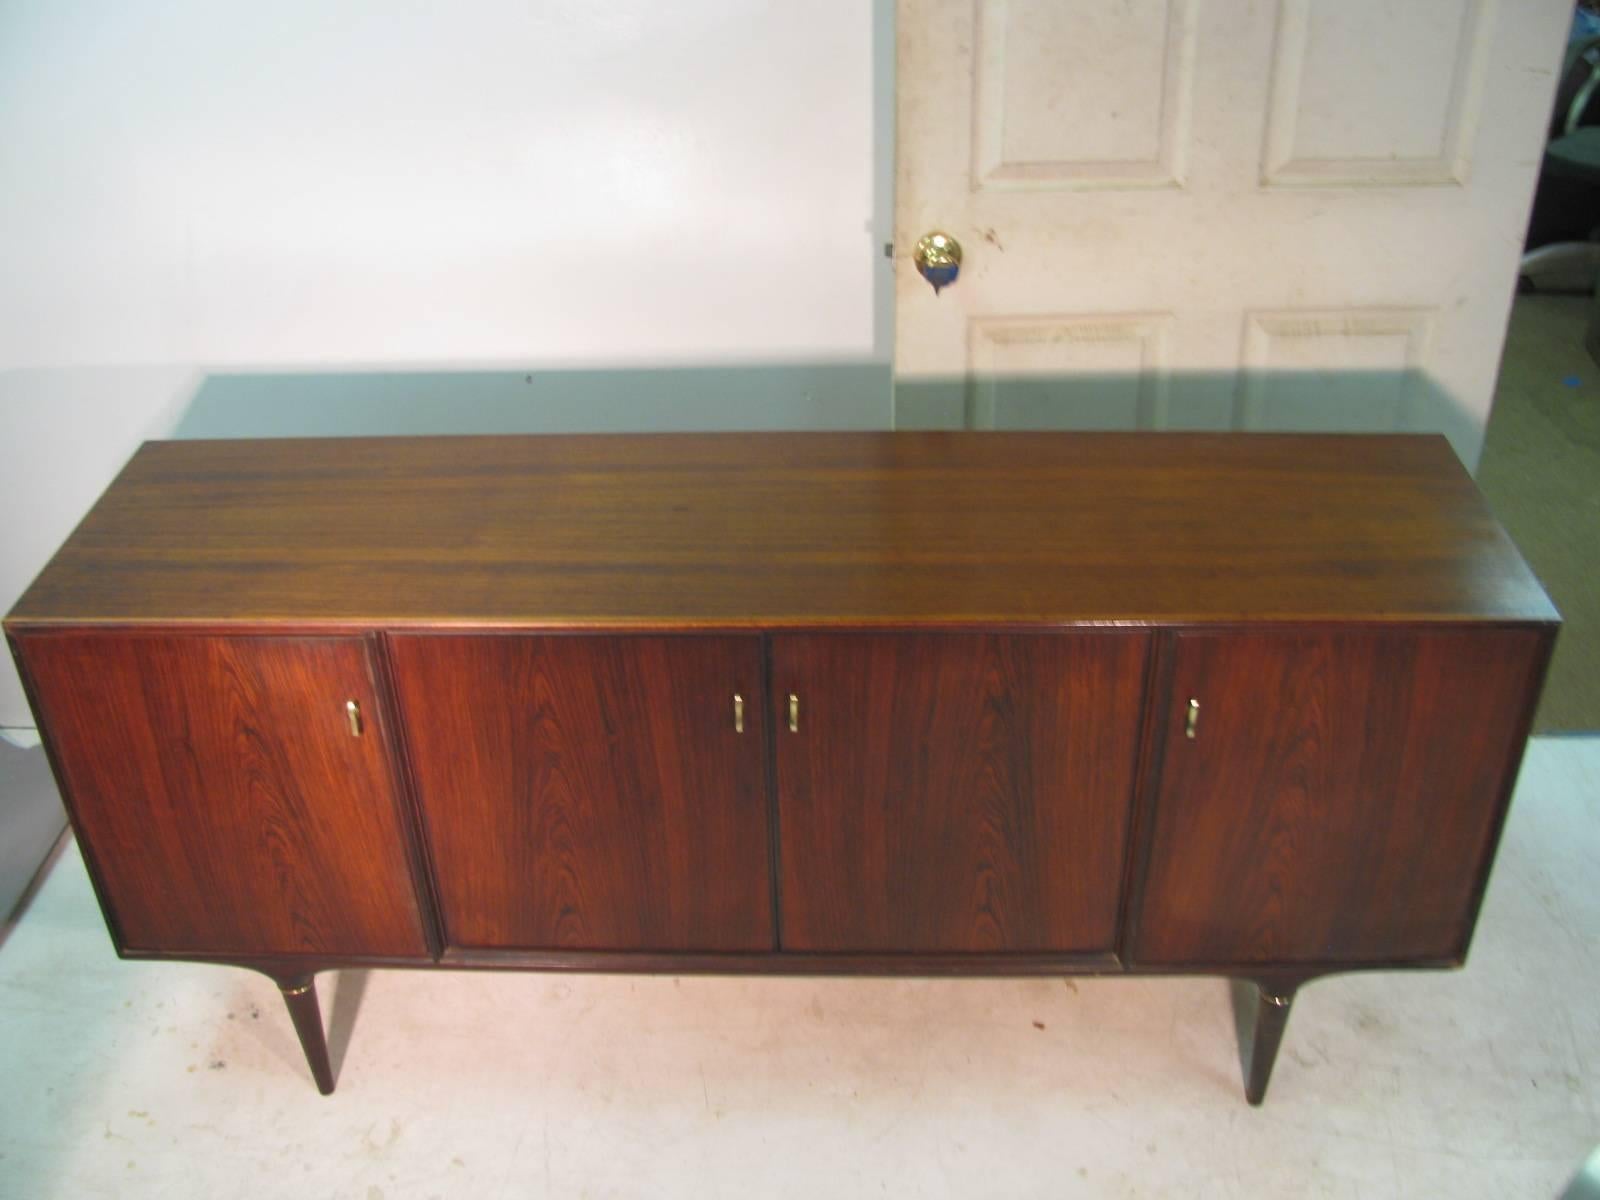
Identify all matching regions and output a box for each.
[1477,292,1600,732]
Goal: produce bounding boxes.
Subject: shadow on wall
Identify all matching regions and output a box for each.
[172,364,1489,470]
[172,362,895,437]
[893,368,1487,470]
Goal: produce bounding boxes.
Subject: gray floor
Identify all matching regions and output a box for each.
[0,740,65,930]
[0,737,1595,1199]
[1478,292,1600,731]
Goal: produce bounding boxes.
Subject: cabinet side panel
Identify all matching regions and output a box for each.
[14,633,431,959]
[1133,627,1546,965]
[390,634,773,952]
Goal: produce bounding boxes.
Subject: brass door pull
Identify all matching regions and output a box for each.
[346,699,363,737]
[1185,698,1200,740]
[733,693,745,734]
[788,693,800,733]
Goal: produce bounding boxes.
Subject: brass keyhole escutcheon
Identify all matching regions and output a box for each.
[913,232,962,294]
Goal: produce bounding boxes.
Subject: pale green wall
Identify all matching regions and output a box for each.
[173,364,892,439]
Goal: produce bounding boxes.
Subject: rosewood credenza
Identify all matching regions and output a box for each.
[4,432,1557,1102]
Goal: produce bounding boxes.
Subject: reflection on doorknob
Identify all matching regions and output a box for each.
[914,232,962,294]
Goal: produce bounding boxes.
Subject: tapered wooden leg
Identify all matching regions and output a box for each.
[278,973,336,1095]
[1233,978,1298,1106]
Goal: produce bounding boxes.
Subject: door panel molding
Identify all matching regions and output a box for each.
[967,312,1173,428]
[1261,0,1495,187]
[972,0,1200,191]
[1236,307,1438,430]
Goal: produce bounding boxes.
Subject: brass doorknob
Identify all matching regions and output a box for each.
[913,232,962,294]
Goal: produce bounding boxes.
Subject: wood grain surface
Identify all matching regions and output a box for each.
[4,432,1558,629]
[1132,628,1548,964]
[14,633,430,958]
[389,634,773,951]
[773,632,1149,952]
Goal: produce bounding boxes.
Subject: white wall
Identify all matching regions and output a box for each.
[0,1,880,368]
[0,0,888,727]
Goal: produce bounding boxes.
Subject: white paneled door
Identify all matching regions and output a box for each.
[894,0,1570,466]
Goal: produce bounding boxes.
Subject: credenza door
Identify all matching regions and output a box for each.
[15,633,431,959]
[772,632,1149,953]
[1133,629,1548,966]
[389,634,772,952]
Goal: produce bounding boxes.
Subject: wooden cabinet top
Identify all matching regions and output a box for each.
[5,432,1558,629]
